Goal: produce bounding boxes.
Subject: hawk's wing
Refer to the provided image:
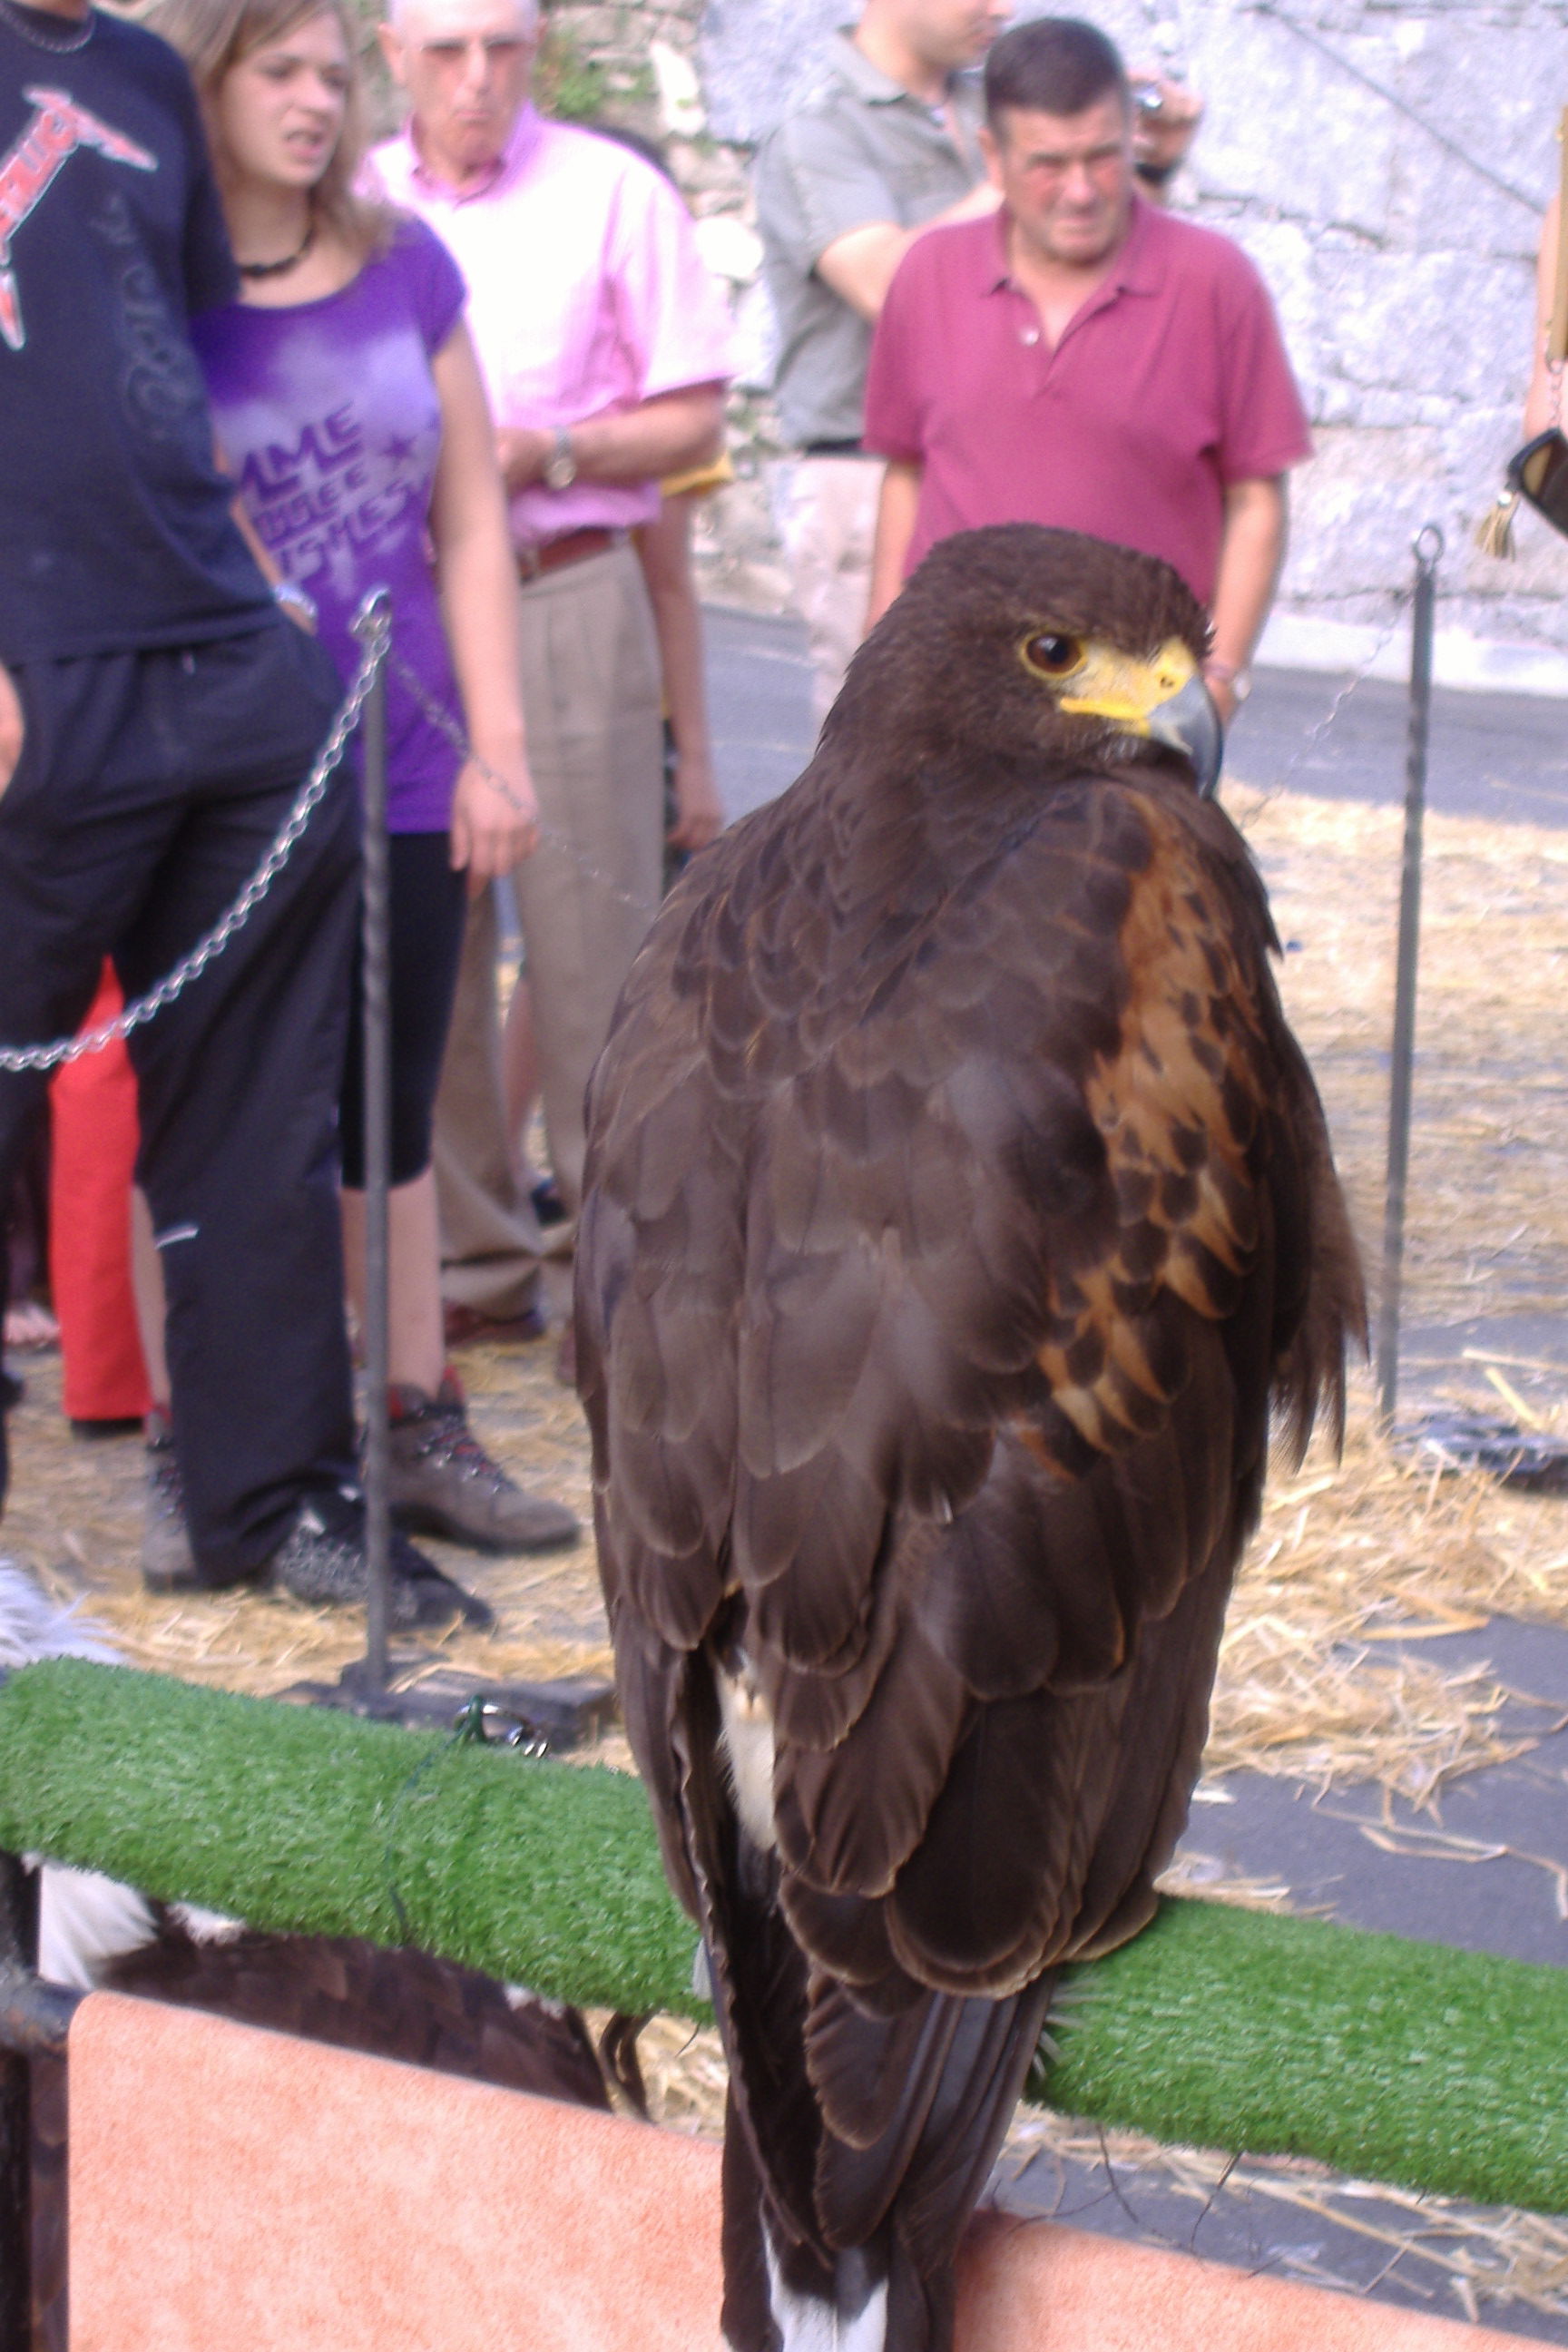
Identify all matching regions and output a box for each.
[577,763,1360,2308]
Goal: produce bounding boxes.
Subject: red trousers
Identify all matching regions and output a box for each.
[48,965,150,1424]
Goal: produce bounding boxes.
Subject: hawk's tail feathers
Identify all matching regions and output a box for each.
[719,1971,1056,2352]
[720,2103,900,2352]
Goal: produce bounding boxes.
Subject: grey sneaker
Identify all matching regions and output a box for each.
[387,1374,579,1556]
[142,1407,197,1593]
[273,1486,495,1628]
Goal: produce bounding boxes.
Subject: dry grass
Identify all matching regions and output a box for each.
[1214,1385,1568,1805]
[1226,779,1568,1339]
[1200,776,1568,1808]
[2,1327,612,1698]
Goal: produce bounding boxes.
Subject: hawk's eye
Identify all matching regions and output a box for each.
[1021,632,1084,678]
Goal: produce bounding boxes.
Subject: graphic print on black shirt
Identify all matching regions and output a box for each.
[0,6,272,662]
[0,83,154,348]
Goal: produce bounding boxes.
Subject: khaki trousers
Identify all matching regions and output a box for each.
[431,540,662,1307]
[429,882,546,1318]
[770,453,885,728]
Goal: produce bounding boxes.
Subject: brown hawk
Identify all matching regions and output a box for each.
[575,525,1365,2352]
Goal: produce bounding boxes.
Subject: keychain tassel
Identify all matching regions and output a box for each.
[1475,485,1519,560]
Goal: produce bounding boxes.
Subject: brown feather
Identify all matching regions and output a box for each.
[101,1925,612,2108]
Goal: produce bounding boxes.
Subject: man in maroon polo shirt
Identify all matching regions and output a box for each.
[863,15,1308,723]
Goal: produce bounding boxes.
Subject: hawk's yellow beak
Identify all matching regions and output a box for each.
[1054,636,1223,798]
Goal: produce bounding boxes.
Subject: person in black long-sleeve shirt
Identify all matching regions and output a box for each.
[0,0,482,1625]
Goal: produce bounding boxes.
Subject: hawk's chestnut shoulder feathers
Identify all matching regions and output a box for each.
[576,525,1364,2352]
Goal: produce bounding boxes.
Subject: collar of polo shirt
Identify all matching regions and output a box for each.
[828,25,981,111]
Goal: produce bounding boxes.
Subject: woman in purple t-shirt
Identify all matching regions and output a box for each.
[151,0,578,1563]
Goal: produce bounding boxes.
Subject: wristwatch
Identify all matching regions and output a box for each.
[272,580,318,628]
[1203,657,1252,705]
[543,426,578,492]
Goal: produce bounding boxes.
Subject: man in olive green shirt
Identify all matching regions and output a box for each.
[756,1,1005,722]
[756,1,1200,720]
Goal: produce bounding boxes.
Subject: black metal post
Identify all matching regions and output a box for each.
[358,591,393,1691]
[1377,525,1444,1429]
[0,1849,39,2352]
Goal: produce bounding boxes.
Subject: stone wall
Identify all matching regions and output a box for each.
[544,0,1568,686]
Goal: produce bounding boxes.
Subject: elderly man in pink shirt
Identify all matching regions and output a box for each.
[373,0,732,1329]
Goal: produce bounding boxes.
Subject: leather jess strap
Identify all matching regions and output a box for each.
[515,526,622,582]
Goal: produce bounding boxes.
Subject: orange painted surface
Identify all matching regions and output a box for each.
[69,1989,720,2352]
[69,1989,1535,2352]
[956,2210,1532,2351]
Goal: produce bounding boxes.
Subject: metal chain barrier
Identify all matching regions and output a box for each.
[1228,591,1411,815]
[383,642,662,922]
[3,582,1420,1076]
[1288,602,1406,773]
[0,601,390,1077]
[0,586,672,1078]
[1376,525,1445,1428]
[396,604,1435,896]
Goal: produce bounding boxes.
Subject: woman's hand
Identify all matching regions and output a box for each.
[450,750,539,888]
[668,751,722,855]
[0,667,23,805]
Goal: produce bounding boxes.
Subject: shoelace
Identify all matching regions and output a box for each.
[407,1407,513,1490]
[146,1430,186,1514]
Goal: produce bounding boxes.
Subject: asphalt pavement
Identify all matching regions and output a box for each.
[703,601,1568,832]
[1230,667,1568,829]
[705,603,817,824]
[702,602,1568,2339]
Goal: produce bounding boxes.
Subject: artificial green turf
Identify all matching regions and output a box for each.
[0,1658,694,2016]
[3,1657,1566,2215]
[1043,1896,1568,2214]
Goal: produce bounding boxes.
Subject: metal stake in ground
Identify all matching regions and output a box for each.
[313,612,618,1735]
[353,591,394,1690]
[0,1842,77,2352]
[1377,525,1444,1428]
[0,1849,38,2352]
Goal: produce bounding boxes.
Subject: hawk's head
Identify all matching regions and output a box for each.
[831,524,1220,797]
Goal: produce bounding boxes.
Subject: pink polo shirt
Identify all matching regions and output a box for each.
[370,107,734,547]
[863,197,1310,605]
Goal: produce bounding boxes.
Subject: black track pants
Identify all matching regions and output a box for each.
[338,831,467,1192]
[0,622,361,1581]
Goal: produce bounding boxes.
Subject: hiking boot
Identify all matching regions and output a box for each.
[272,1485,495,1629]
[142,1406,198,1593]
[386,1373,579,1556]
[442,1299,549,1350]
